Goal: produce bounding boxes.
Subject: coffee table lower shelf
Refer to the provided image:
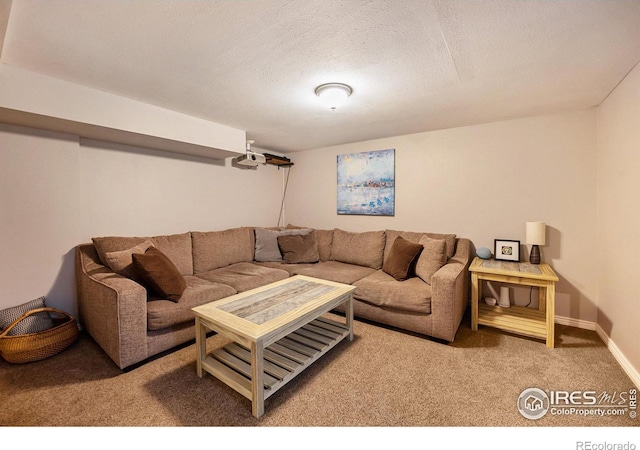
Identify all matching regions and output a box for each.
[201,316,349,403]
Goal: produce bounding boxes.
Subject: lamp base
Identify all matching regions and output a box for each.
[529,245,541,264]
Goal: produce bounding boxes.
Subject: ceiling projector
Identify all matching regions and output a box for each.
[235,140,266,167]
[235,150,266,167]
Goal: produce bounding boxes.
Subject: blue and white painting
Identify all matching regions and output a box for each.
[337,148,395,216]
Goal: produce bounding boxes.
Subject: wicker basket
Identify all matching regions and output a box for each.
[0,307,79,364]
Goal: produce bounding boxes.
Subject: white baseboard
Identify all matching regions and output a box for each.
[554,314,597,330]
[555,315,639,389]
[595,324,640,389]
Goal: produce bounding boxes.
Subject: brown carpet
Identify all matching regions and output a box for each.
[1,311,637,428]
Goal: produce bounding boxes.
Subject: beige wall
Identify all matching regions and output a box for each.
[1,82,637,381]
[596,62,640,380]
[286,109,599,322]
[0,123,285,315]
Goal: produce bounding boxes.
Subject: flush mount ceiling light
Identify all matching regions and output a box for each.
[315,83,352,110]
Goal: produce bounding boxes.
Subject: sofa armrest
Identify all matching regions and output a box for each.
[75,244,148,369]
[429,238,471,341]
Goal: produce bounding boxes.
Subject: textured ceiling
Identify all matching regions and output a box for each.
[2,0,640,153]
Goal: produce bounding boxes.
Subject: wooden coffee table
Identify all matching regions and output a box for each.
[191,275,356,418]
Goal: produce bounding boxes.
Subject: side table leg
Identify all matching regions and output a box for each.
[471,272,479,331]
[546,282,556,348]
[251,342,265,418]
[538,287,546,313]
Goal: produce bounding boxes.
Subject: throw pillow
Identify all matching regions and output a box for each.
[132,247,187,302]
[92,236,149,266]
[0,296,54,336]
[103,239,154,281]
[415,236,447,285]
[384,230,457,261]
[254,227,313,262]
[382,236,424,281]
[277,231,320,264]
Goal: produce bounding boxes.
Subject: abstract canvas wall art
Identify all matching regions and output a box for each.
[337,148,395,216]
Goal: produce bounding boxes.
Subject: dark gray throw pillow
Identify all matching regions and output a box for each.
[0,296,54,336]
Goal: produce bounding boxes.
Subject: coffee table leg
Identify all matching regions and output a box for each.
[251,342,265,418]
[195,316,206,378]
[346,295,354,341]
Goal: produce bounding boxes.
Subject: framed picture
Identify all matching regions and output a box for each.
[494,239,520,262]
[337,148,395,216]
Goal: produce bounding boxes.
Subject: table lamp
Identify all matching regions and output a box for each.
[526,221,546,264]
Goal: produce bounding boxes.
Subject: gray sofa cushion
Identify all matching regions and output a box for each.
[192,227,254,272]
[196,262,290,293]
[254,227,312,262]
[146,276,236,331]
[353,270,432,314]
[330,229,386,269]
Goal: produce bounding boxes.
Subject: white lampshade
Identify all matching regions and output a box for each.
[526,221,546,245]
[315,83,352,109]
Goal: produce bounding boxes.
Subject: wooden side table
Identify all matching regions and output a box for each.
[469,257,559,348]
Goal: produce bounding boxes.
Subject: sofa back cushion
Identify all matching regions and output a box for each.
[192,227,254,273]
[93,232,193,276]
[149,233,194,276]
[314,229,334,262]
[330,229,386,269]
[286,225,333,261]
[384,229,456,262]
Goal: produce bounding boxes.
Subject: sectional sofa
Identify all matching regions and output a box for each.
[75,226,471,370]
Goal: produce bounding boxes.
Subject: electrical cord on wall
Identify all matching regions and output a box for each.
[277,166,291,227]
